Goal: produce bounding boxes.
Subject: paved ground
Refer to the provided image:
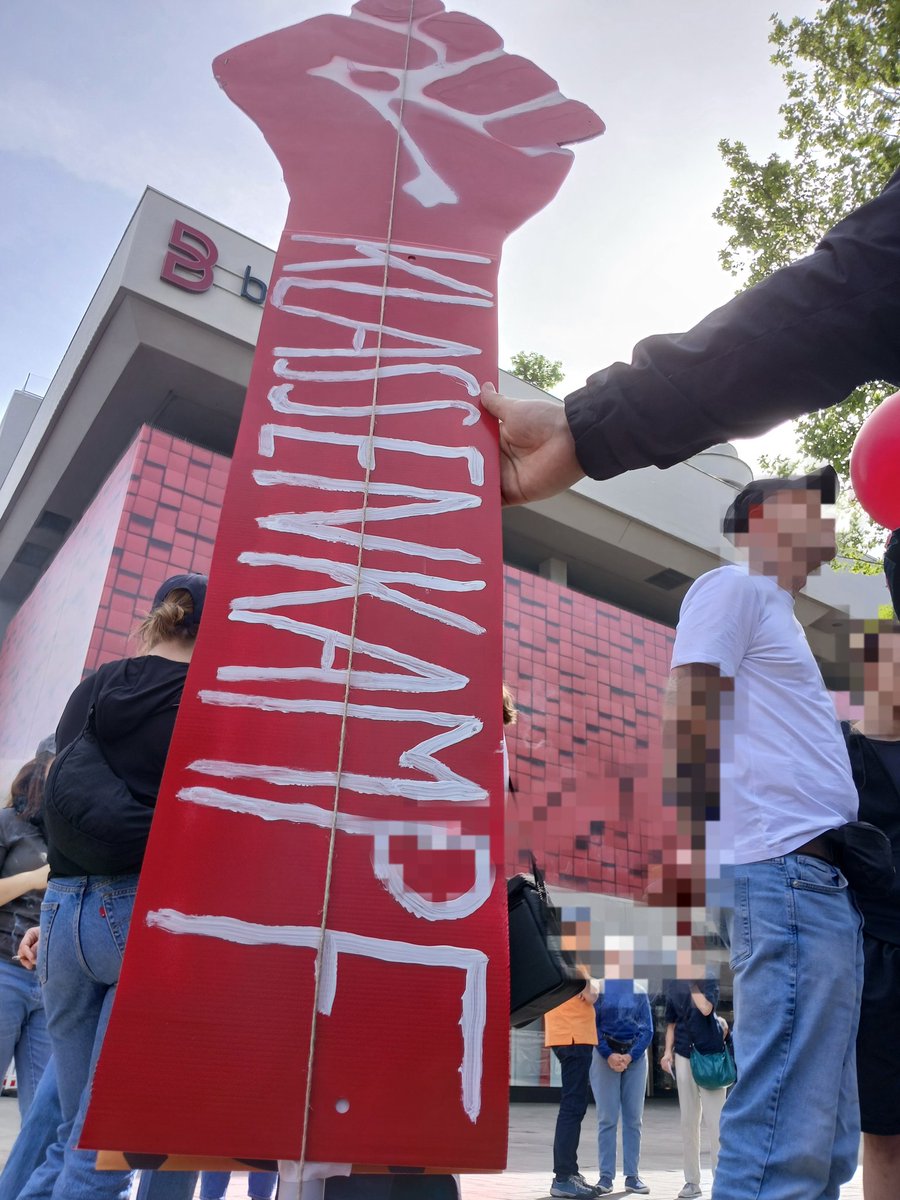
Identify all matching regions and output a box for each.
[0,1095,864,1197]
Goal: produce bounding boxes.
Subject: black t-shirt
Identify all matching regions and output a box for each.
[845,728,900,945]
[664,979,725,1057]
[51,655,188,875]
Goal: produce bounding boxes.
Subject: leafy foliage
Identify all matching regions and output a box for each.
[716,0,900,572]
[509,351,565,392]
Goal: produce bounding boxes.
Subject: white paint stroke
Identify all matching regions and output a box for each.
[187,756,486,804]
[271,357,481,398]
[268,383,480,426]
[251,470,482,515]
[279,240,492,302]
[178,785,494,921]
[220,613,468,694]
[233,554,486,636]
[257,512,480,565]
[266,306,481,362]
[258,424,484,484]
[288,235,491,265]
[199,691,483,797]
[146,909,486,1120]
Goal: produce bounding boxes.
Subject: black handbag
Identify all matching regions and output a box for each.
[44,705,154,876]
[508,855,585,1029]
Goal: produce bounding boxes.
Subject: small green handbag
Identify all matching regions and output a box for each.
[689,1045,736,1090]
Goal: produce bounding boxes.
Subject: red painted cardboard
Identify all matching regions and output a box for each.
[82,0,602,1170]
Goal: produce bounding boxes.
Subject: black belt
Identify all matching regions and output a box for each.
[790,834,834,864]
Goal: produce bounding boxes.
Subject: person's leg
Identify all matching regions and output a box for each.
[15,983,52,1117]
[135,1169,200,1200]
[856,937,900,1198]
[247,1170,279,1199]
[200,1172,230,1200]
[42,877,139,1200]
[674,1053,702,1186]
[0,960,32,1111]
[698,1084,728,1177]
[862,1134,900,1200]
[552,1045,593,1180]
[619,1054,647,1179]
[0,1055,61,1200]
[589,1052,620,1183]
[713,856,862,1200]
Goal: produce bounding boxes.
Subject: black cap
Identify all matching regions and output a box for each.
[723,465,839,538]
[151,573,208,634]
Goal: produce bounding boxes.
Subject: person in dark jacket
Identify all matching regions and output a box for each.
[844,610,900,1200]
[661,979,730,1199]
[0,752,52,1116]
[23,574,207,1200]
[885,529,899,618]
[480,167,900,503]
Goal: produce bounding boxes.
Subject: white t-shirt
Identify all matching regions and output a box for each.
[671,564,856,866]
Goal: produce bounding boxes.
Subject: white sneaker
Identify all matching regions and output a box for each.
[677,1185,702,1199]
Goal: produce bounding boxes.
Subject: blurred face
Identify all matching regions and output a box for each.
[741,488,836,573]
[850,627,900,722]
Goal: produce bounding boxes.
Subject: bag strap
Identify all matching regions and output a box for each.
[529,853,549,903]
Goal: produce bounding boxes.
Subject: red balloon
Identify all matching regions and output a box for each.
[850,390,900,529]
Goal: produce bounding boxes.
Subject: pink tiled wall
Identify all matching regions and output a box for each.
[0,426,673,902]
[0,427,230,789]
[0,440,137,783]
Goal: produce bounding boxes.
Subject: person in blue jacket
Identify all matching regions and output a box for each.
[590,942,654,1196]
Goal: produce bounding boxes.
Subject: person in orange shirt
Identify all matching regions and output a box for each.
[545,973,601,1197]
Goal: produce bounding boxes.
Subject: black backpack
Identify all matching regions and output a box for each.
[44,703,153,876]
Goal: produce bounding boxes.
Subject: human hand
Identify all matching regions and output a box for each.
[717,1016,729,1039]
[480,384,583,505]
[580,976,600,1004]
[660,1052,674,1076]
[213,0,604,246]
[29,865,50,892]
[607,1053,626,1073]
[17,926,40,970]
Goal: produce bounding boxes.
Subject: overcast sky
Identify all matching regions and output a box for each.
[0,0,822,464]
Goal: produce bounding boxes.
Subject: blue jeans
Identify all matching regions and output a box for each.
[37,876,196,1200]
[713,856,863,1200]
[552,1044,593,1178]
[0,1054,59,1200]
[201,1170,278,1199]
[0,956,51,1116]
[589,1051,647,1180]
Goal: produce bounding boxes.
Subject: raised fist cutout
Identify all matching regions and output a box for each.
[213,0,604,247]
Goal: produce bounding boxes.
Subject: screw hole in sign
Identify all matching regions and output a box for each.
[335,1099,350,1114]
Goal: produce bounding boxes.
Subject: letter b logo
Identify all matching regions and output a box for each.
[161,221,218,293]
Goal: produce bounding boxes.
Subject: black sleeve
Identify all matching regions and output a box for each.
[886,531,900,619]
[55,673,99,752]
[564,169,900,480]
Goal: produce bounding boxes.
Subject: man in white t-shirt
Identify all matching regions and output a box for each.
[665,466,863,1200]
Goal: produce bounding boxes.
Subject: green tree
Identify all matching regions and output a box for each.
[715,0,900,571]
[509,351,564,392]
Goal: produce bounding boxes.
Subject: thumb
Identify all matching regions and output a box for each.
[480,381,506,419]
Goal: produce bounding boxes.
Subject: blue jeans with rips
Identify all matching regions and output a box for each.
[0,956,51,1117]
[589,1050,647,1182]
[35,875,196,1200]
[551,1044,593,1179]
[713,855,864,1200]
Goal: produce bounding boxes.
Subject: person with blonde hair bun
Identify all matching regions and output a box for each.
[15,573,207,1200]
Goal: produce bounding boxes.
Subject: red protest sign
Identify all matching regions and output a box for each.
[83,0,602,1171]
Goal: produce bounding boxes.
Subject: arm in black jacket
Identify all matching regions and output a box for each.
[565,169,900,480]
[886,531,900,619]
